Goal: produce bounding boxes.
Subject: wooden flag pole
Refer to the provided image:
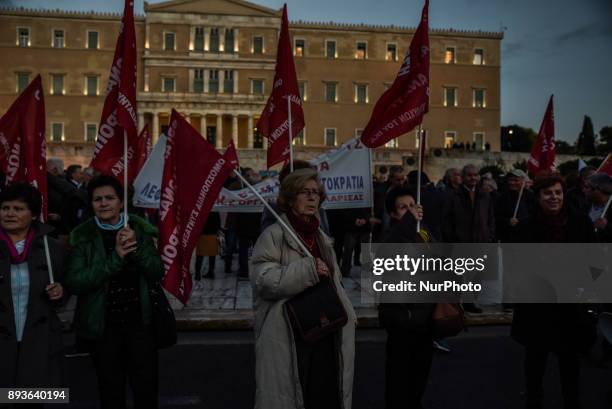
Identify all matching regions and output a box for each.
[38,213,55,284]
[288,96,294,172]
[416,125,423,232]
[233,169,311,258]
[512,179,527,220]
[123,130,129,224]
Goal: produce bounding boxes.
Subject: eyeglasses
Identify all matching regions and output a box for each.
[298,189,321,197]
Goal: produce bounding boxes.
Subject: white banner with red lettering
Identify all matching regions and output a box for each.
[133,137,372,211]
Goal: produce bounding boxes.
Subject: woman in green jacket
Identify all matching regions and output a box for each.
[65,175,164,409]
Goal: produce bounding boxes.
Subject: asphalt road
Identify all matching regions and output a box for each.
[62,326,612,409]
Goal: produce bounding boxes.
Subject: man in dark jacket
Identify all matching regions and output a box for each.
[340,207,370,277]
[442,164,495,313]
[236,168,262,279]
[495,169,534,242]
[46,158,77,236]
[407,170,445,241]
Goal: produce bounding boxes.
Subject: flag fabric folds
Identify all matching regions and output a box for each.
[0,74,48,218]
[224,139,240,170]
[256,4,304,168]
[90,0,138,183]
[133,124,152,180]
[360,0,430,148]
[597,153,612,176]
[528,95,556,175]
[158,110,233,304]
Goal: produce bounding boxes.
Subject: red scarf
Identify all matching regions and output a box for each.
[0,227,35,264]
[286,210,321,258]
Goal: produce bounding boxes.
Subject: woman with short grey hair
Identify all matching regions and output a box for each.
[251,168,356,409]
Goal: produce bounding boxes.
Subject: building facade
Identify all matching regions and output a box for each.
[0,0,502,169]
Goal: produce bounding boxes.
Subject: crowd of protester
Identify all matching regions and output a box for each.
[0,156,610,409]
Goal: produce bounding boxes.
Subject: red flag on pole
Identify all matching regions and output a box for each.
[224,139,240,170]
[528,95,556,175]
[158,110,233,304]
[360,0,429,148]
[0,75,48,219]
[90,0,138,181]
[256,4,304,168]
[597,153,612,176]
[132,124,151,180]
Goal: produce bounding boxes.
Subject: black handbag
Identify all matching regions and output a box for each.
[285,277,348,344]
[149,283,177,349]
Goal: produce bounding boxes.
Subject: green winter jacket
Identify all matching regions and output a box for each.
[65,215,164,339]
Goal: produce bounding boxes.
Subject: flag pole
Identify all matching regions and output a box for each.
[233,169,311,257]
[512,179,526,220]
[416,125,423,232]
[368,146,375,258]
[123,130,129,224]
[288,96,294,172]
[597,195,612,233]
[39,213,55,284]
[597,153,611,172]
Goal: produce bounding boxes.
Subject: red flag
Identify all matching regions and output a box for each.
[90,0,138,182]
[528,95,555,175]
[132,124,151,180]
[0,75,48,219]
[597,153,612,176]
[256,4,304,168]
[158,110,233,304]
[360,0,429,148]
[224,139,240,170]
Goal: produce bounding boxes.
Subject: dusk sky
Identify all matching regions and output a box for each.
[5,0,612,143]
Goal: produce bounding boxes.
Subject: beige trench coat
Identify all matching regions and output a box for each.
[250,214,357,409]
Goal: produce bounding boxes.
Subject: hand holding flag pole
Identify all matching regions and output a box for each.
[512,179,526,220]
[596,195,612,233]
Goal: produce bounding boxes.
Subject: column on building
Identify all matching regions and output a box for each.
[200,114,207,140]
[204,69,210,93]
[218,70,225,94]
[233,71,239,94]
[247,115,254,148]
[138,112,144,131]
[216,114,223,149]
[233,28,239,52]
[152,112,160,145]
[231,115,238,146]
[219,28,226,52]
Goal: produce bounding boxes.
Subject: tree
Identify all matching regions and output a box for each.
[501,125,537,152]
[576,115,596,155]
[598,126,612,155]
[555,140,575,154]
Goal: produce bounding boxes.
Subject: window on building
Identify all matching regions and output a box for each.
[16,72,30,93]
[53,30,65,48]
[473,88,486,108]
[254,130,263,149]
[210,28,220,52]
[355,41,367,59]
[386,43,397,61]
[325,82,337,103]
[162,77,175,92]
[209,70,219,93]
[86,75,98,96]
[385,139,398,148]
[355,84,368,103]
[444,46,455,64]
[194,27,204,51]
[85,123,97,142]
[444,131,456,148]
[225,29,235,53]
[252,36,263,54]
[473,48,484,65]
[18,27,30,47]
[444,87,457,107]
[325,128,337,146]
[164,32,175,51]
[251,79,264,95]
[87,31,99,49]
[473,132,485,150]
[298,81,307,101]
[325,40,336,59]
[293,129,305,146]
[224,70,234,93]
[51,123,64,142]
[193,69,204,93]
[52,74,64,95]
[294,38,305,57]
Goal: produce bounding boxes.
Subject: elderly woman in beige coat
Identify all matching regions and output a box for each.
[250,168,356,409]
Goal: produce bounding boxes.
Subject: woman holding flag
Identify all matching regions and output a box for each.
[64,175,163,409]
[0,183,66,391]
[250,168,356,409]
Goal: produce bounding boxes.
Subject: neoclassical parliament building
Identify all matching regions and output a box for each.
[0,0,502,169]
